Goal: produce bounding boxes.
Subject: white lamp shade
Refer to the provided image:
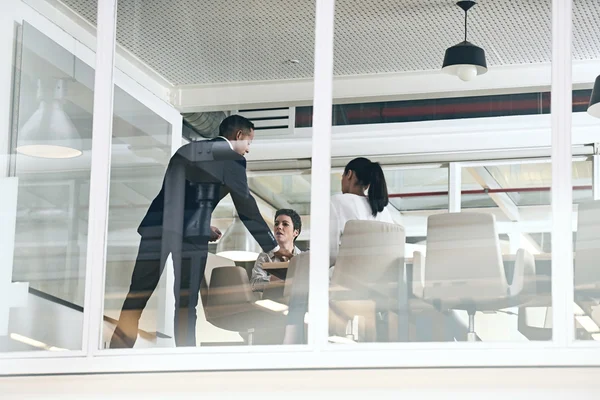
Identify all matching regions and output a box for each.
[216,216,261,262]
[16,79,82,159]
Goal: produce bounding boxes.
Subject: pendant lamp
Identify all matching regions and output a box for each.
[216,214,262,262]
[16,78,82,159]
[442,1,487,81]
[588,75,600,118]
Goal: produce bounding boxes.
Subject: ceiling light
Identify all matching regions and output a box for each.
[442,1,488,81]
[573,302,585,316]
[216,215,262,262]
[588,75,600,118]
[255,299,288,313]
[16,79,82,159]
[10,332,66,351]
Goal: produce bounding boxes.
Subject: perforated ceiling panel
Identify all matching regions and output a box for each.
[59,0,600,85]
[333,0,553,75]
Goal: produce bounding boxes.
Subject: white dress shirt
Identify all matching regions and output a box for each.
[215,135,234,150]
[329,193,394,266]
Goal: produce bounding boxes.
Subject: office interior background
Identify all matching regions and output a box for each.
[1,0,600,397]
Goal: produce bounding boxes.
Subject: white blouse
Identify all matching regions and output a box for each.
[329,193,394,266]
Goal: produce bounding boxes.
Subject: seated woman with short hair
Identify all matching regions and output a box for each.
[250,208,303,292]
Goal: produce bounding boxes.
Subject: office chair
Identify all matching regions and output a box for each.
[413,212,537,342]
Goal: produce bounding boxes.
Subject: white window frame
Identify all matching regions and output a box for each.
[0,0,182,362]
[2,0,600,376]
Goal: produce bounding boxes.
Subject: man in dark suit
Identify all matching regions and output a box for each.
[110,115,292,348]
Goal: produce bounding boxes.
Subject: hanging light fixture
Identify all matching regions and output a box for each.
[216,214,262,262]
[588,75,600,118]
[16,78,82,159]
[442,1,487,81]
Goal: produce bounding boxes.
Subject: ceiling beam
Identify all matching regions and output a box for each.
[465,166,543,254]
[466,166,521,221]
[173,60,600,112]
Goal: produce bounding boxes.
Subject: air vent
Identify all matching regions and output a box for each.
[182,111,227,139]
[237,107,294,137]
[295,90,593,127]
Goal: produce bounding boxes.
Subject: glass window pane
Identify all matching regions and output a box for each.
[324,0,552,344]
[102,87,172,347]
[79,0,316,349]
[573,0,600,342]
[1,5,96,352]
[460,158,591,341]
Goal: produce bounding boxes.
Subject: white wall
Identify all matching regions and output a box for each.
[1,368,599,399]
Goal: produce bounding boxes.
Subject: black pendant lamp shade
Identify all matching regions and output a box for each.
[588,75,600,119]
[442,1,488,81]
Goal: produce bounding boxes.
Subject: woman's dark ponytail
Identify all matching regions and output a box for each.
[344,157,389,216]
[367,161,388,216]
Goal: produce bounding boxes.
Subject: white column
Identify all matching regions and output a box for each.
[82,0,118,354]
[307,0,335,348]
[448,162,461,213]
[550,0,573,346]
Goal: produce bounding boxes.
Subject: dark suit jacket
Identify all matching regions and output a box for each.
[138,137,277,255]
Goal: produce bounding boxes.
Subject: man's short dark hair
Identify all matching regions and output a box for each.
[219,115,254,139]
[275,208,302,241]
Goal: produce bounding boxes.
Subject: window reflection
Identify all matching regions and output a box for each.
[1,18,95,351]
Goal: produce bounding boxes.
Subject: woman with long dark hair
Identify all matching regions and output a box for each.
[329,157,393,265]
[283,157,394,344]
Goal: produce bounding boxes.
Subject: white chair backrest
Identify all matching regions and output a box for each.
[200,253,236,310]
[283,252,310,302]
[205,253,236,284]
[331,220,405,288]
[575,200,600,288]
[284,221,404,301]
[423,212,507,303]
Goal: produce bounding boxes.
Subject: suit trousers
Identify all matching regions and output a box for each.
[109,235,208,348]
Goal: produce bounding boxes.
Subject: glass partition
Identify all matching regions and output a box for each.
[459,158,591,341]
[0,9,96,351]
[320,0,554,344]
[76,0,317,349]
[2,0,598,376]
[573,0,600,342]
[102,87,173,348]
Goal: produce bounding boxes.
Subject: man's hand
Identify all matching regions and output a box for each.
[209,226,222,242]
[274,248,293,261]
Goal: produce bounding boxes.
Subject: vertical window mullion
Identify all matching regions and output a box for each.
[307,0,336,349]
[82,0,118,355]
[550,0,573,347]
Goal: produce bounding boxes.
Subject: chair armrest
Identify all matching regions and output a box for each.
[509,248,536,298]
[412,251,425,298]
